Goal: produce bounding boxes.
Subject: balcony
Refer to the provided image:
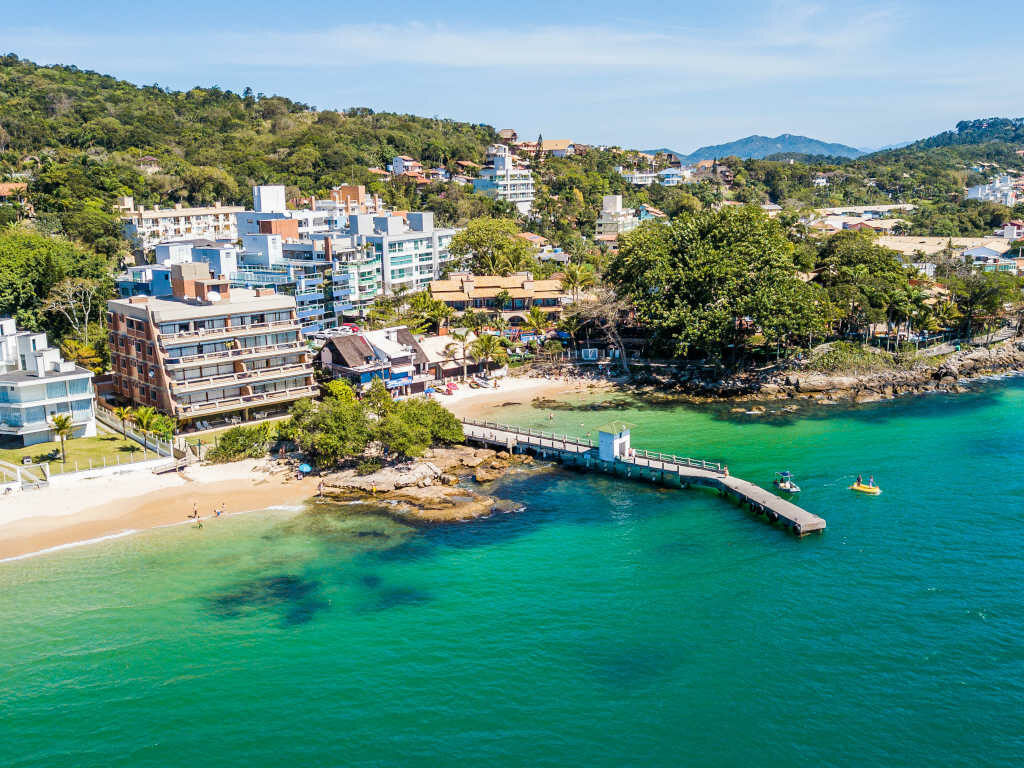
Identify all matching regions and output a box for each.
[158,318,299,344]
[296,304,325,320]
[163,340,306,367]
[174,384,319,417]
[169,362,312,393]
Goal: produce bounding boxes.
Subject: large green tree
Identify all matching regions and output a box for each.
[0,227,113,339]
[448,217,536,275]
[607,207,822,360]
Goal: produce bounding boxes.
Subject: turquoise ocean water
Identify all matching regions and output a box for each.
[2,378,1024,767]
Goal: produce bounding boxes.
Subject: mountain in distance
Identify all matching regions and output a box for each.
[645,133,864,163]
[859,140,914,153]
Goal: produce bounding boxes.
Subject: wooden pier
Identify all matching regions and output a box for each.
[460,419,826,536]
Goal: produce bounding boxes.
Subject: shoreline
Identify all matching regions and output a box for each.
[619,339,1024,406]
[442,374,619,419]
[0,377,600,563]
[0,460,319,563]
[6,354,1020,564]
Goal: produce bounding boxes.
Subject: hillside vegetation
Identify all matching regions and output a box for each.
[0,54,498,253]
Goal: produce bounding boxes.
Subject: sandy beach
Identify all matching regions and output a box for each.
[0,376,612,562]
[442,374,617,419]
[0,459,319,562]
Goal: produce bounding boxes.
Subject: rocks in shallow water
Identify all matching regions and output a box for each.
[385,485,498,521]
[474,466,504,483]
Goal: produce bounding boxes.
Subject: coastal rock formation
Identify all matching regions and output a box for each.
[319,444,534,523]
[384,484,498,522]
[324,462,443,494]
[640,339,1024,405]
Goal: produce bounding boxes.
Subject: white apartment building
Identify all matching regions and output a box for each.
[473,145,535,214]
[595,195,640,237]
[392,156,423,176]
[659,167,692,186]
[0,318,96,446]
[996,220,1024,240]
[236,185,384,240]
[236,212,460,320]
[343,212,458,314]
[967,175,1018,207]
[119,197,244,252]
[618,167,659,186]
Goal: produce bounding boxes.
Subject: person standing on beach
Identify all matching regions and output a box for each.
[318,480,325,498]
[191,501,198,519]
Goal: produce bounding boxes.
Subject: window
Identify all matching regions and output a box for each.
[46,381,67,399]
[68,378,90,396]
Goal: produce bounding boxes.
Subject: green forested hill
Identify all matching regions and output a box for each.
[0,54,498,253]
[2,54,1024,253]
[908,118,1024,149]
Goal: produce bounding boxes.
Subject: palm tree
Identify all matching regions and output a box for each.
[444,330,473,381]
[113,405,133,439]
[49,413,74,463]
[557,316,582,359]
[470,334,509,375]
[524,306,550,337]
[460,309,487,332]
[132,406,158,456]
[152,414,177,442]
[561,263,596,302]
[425,302,454,333]
[490,315,509,339]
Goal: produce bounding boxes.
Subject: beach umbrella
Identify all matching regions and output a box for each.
[298,463,313,474]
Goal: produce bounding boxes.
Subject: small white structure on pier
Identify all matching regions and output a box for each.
[598,421,633,462]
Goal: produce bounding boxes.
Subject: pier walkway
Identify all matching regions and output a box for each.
[460,419,825,536]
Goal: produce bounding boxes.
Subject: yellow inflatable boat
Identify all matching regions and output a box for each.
[849,482,882,495]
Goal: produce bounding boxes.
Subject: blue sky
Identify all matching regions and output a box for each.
[3,1,1021,152]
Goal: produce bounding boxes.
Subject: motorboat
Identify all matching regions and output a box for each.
[773,471,801,494]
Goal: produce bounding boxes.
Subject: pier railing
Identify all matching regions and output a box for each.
[462,418,597,447]
[460,418,724,474]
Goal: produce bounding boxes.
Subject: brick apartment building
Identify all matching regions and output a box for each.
[106,263,316,426]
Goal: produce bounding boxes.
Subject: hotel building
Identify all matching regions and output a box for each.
[118,198,244,252]
[107,264,315,426]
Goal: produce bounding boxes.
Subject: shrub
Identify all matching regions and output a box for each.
[207,423,274,463]
[807,342,895,374]
[356,459,383,475]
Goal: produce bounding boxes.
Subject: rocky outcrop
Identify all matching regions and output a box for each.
[384,484,499,522]
[634,339,1024,405]
[753,341,1024,404]
[318,443,537,523]
[323,461,443,494]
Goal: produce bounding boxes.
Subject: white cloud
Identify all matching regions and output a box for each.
[2,4,911,86]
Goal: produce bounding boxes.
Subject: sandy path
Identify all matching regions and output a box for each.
[442,375,616,420]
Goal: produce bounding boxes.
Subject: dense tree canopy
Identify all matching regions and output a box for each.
[608,207,826,360]
[0,226,113,339]
[448,217,536,275]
